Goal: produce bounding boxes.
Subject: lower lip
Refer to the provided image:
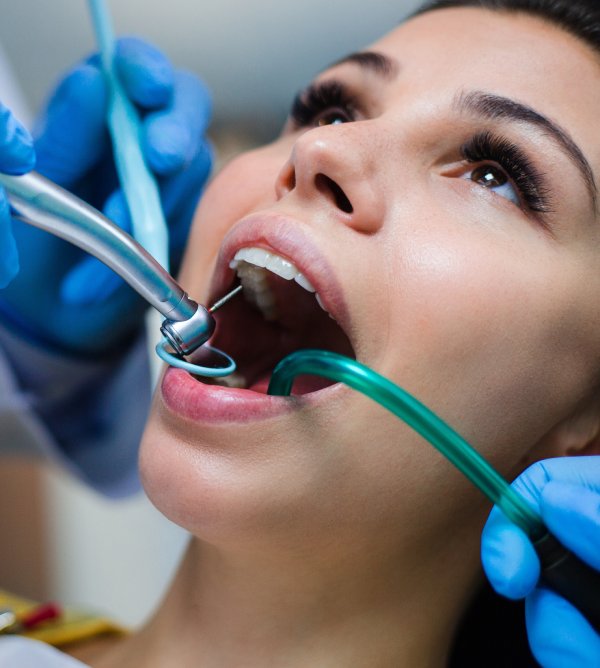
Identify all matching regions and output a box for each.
[160,367,298,423]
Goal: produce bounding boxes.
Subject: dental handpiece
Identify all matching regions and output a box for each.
[0,171,222,358]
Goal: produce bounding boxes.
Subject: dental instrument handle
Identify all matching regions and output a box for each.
[88,0,170,381]
[1,171,214,356]
[534,531,600,635]
[88,0,169,270]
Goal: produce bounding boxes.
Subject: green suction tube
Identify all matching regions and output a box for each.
[267,349,545,539]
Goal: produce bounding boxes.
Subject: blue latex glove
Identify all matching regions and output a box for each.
[0,37,212,355]
[0,105,35,288]
[481,456,600,667]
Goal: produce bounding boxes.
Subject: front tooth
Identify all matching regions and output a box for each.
[232,248,322,320]
[294,272,316,293]
[232,247,306,283]
[265,254,297,280]
[234,247,271,268]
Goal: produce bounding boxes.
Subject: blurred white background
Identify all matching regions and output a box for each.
[0,0,421,627]
[0,0,421,141]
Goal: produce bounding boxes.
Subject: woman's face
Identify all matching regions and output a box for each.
[141,8,600,555]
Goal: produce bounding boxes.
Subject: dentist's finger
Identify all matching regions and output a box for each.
[114,37,174,109]
[142,70,212,176]
[482,506,540,599]
[540,481,600,571]
[59,190,131,305]
[34,64,107,187]
[0,103,35,173]
[526,587,600,668]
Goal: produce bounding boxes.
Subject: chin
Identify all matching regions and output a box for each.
[138,407,323,547]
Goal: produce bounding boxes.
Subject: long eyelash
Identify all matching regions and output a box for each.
[461,131,553,214]
[290,80,357,128]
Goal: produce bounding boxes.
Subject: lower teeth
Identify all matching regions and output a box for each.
[193,372,247,388]
[214,372,247,388]
[207,373,246,388]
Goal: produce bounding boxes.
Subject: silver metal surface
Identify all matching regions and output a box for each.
[161,283,243,356]
[161,306,215,356]
[209,284,243,313]
[1,171,216,354]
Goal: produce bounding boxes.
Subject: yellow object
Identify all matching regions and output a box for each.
[0,589,127,648]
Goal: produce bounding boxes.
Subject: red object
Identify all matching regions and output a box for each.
[21,602,62,629]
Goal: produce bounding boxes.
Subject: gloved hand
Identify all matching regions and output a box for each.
[481,456,600,668]
[0,105,35,288]
[0,37,212,355]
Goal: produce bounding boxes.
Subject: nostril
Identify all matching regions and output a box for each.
[288,169,296,191]
[276,162,296,199]
[315,173,353,214]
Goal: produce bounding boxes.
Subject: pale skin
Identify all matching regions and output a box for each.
[86,7,600,667]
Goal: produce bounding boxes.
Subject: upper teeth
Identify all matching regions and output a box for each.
[229,246,331,321]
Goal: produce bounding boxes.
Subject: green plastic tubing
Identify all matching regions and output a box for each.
[267,349,545,539]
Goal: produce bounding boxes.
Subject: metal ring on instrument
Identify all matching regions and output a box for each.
[155,338,236,377]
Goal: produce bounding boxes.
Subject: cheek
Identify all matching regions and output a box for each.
[177,146,285,290]
[378,224,597,463]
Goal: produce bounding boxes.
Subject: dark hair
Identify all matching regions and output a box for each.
[416,0,600,57]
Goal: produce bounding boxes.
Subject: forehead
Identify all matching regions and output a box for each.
[362,8,600,165]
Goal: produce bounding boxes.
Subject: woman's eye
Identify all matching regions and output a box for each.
[459,132,551,216]
[465,163,520,206]
[315,110,350,127]
[289,81,358,130]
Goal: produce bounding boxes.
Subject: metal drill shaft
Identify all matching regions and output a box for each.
[209,284,243,313]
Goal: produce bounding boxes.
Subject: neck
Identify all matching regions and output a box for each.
[96,518,484,668]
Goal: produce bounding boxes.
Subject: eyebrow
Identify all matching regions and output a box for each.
[327,50,399,81]
[455,90,597,210]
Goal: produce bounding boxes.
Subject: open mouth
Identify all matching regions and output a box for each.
[195,246,356,395]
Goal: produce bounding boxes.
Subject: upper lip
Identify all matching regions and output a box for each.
[208,212,352,336]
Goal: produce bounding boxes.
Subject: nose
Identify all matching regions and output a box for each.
[274,125,384,234]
